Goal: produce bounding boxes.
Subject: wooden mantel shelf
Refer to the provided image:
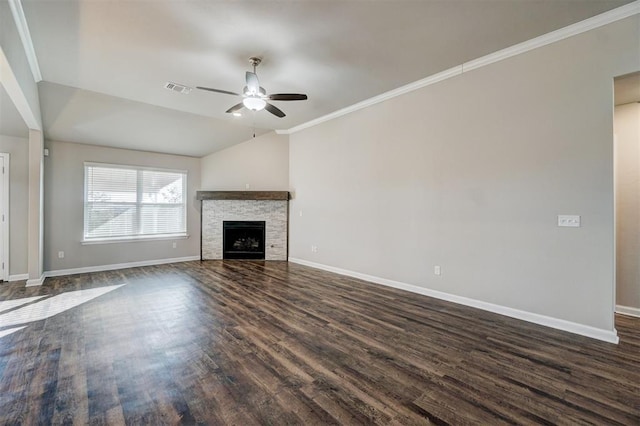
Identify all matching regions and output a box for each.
[196,191,290,201]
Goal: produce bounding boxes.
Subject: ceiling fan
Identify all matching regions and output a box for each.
[196,57,308,118]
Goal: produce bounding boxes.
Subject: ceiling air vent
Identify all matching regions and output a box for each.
[164,82,192,94]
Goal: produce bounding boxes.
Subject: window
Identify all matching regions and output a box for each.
[84,163,187,242]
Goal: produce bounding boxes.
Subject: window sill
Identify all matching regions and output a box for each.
[81,234,189,245]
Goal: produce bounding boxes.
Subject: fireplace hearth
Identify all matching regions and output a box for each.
[223,221,266,260]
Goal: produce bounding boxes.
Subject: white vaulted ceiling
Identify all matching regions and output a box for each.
[19,0,634,157]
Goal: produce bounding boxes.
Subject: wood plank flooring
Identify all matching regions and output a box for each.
[0,260,638,425]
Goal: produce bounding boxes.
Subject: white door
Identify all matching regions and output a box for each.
[0,155,4,281]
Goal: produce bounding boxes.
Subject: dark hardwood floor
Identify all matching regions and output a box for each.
[0,260,638,425]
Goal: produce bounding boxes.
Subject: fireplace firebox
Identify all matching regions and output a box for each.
[223,221,266,260]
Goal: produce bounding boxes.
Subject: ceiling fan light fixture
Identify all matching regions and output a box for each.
[243,97,266,111]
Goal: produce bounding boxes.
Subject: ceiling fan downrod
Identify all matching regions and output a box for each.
[249,57,262,73]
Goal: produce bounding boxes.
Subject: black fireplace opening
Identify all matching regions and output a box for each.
[223,221,266,260]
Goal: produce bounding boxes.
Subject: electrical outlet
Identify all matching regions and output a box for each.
[434,265,441,275]
[58,251,65,259]
[172,242,177,249]
[299,210,303,217]
[558,215,580,227]
[311,245,318,253]
[245,183,250,189]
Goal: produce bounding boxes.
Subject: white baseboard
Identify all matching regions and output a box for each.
[616,305,640,318]
[288,257,619,344]
[44,256,201,278]
[25,275,45,287]
[8,273,28,282]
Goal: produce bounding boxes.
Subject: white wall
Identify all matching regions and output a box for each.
[43,140,201,272]
[615,102,640,312]
[201,131,289,190]
[289,16,640,333]
[0,135,28,276]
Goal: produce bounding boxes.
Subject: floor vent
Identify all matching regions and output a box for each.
[164,82,192,94]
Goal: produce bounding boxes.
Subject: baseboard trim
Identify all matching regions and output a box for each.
[8,273,28,282]
[616,305,640,318]
[288,257,619,344]
[25,275,45,287]
[44,256,201,278]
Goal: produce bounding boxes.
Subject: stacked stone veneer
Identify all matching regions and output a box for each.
[202,200,288,260]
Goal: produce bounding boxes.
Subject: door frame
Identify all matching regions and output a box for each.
[612,129,618,321]
[0,153,9,281]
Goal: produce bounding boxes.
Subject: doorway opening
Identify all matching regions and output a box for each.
[614,71,640,318]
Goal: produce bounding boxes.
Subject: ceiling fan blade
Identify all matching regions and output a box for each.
[268,93,308,101]
[225,103,245,114]
[265,103,286,118]
[196,87,240,96]
[245,72,260,94]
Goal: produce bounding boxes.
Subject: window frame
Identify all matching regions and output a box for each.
[82,162,188,244]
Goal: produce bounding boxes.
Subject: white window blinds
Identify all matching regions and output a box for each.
[84,163,187,241]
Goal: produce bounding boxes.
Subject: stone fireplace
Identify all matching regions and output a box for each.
[197,191,289,260]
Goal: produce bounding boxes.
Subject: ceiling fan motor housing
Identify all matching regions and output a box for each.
[243,86,266,96]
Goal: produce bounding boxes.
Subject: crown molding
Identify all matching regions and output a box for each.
[278,0,640,136]
[464,0,640,73]
[277,66,463,135]
[0,48,42,130]
[8,0,42,82]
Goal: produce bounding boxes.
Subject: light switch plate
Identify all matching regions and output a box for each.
[558,215,580,227]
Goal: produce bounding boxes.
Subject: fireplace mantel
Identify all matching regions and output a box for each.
[196,191,290,201]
